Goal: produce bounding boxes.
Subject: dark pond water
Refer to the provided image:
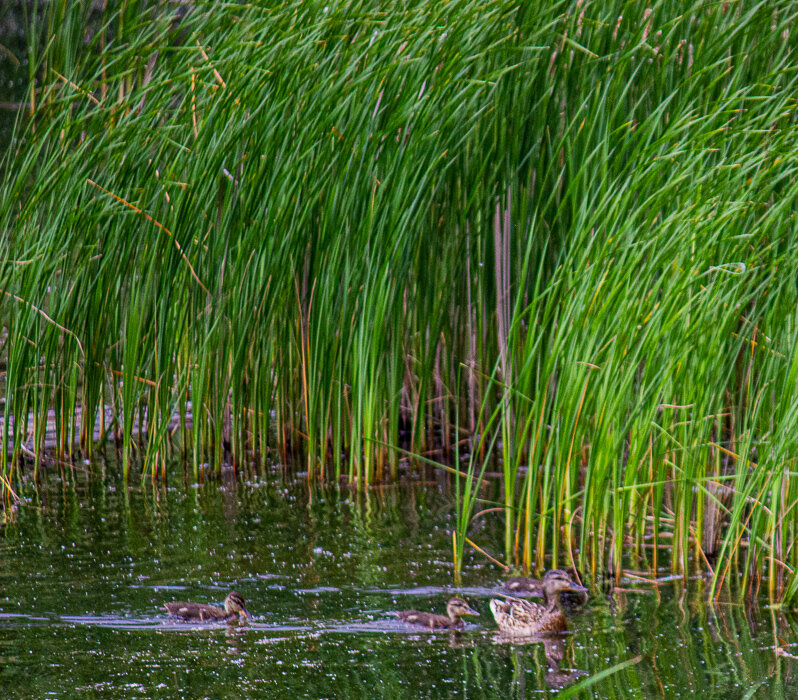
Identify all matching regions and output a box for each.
[1,469,797,698]
[0,3,27,151]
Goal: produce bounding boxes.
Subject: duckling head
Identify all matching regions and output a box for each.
[447,597,480,619]
[224,591,250,619]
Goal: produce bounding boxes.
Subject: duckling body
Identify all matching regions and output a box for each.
[504,569,588,609]
[491,570,587,635]
[397,597,479,630]
[165,591,249,622]
[504,576,543,595]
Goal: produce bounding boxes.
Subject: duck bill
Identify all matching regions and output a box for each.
[465,605,480,617]
[567,583,588,593]
[239,608,250,620]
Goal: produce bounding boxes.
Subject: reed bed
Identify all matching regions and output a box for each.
[2,1,798,599]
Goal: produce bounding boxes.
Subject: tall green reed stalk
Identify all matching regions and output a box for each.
[2,1,798,599]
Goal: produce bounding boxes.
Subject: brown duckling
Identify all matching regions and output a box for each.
[165,591,249,622]
[491,569,587,635]
[397,597,480,630]
[504,575,543,595]
[504,569,589,608]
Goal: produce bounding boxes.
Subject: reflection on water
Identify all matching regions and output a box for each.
[0,472,797,697]
[492,633,588,690]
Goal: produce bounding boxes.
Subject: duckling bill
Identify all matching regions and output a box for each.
[491,570,587,635]
[165,591,249,622]
[397,597,479,630]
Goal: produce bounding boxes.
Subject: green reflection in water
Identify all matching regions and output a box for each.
[0,473,796,698]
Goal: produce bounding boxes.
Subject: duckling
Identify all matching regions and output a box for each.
[165,591,250,622]
[504,575,543,595]
[491,569,587,635]
[504,569,589,609]
[397,597,480,630]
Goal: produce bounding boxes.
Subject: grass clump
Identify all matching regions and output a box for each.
[2,1,798,599]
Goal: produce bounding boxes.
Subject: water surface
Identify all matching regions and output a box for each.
[0,470,795,698]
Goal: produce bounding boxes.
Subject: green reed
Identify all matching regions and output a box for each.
[2,1,798,599]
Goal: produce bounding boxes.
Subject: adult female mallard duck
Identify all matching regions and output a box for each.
[165,591,250,622]
[397,597,480,630]
[491,569,587,635]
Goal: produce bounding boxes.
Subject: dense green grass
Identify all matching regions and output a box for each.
[2,1,798,599]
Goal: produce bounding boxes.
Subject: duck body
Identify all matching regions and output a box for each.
[491,570,587,636]
[504,576,543,595]
[491,597,568,634]
[397,597,479,630]
[165,591,249,622]
[397,609,464,630]
[504,569,588,609]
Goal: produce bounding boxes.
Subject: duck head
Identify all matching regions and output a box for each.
[541,569,588,600]
[224,591,250,619]
[447,597,480,620]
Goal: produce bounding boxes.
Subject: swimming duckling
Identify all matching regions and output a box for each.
[491,569,587,635]
[504,575,543,595]
[397,597,480,630]
[165,591,250,622]
[504,569,589,608]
